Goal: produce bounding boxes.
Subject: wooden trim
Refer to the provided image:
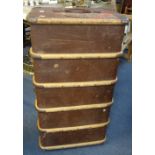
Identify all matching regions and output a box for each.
[38,119,110,133]
[30,48,123,59]
[35,99,113,112]
[29,17,128,25]
[39,137,106,150]
[33,76,117,88]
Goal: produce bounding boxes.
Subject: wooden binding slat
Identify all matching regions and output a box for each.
[30,48,123,59]
[30,17,127,25]
[33,76,117,88]
[35,99,113,112]
[38,119,110,133]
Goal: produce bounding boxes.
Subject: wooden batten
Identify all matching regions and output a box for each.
[30,48,123,59]
[35,99,113,112]
[33,76,117,88]
[30,17,127,25]
[38,119,110,133]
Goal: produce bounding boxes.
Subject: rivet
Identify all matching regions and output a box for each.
[103,109,106,112]
[39,15,45,18]
[76,67,80,71]
[95,94,99,98]
[65,70,70,74]
[40,10,45,13]
[53,64,59,68]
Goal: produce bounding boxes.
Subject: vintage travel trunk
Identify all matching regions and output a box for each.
[27,7,128,150]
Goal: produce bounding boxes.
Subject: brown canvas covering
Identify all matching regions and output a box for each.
[39,126,107,148]
[34,83,115,108]
[37,105,111,129]
[33,58,119,83]
[30,25,125,54]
